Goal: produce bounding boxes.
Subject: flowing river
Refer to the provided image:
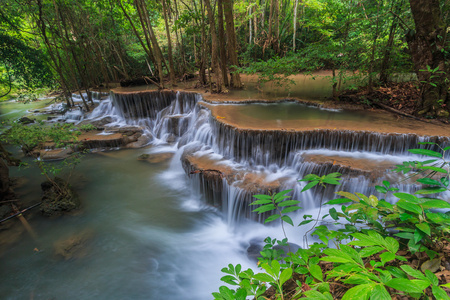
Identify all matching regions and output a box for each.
[0,81,449,299]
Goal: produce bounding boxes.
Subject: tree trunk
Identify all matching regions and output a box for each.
[162,0,176,86]
[204,0,224,92]
[223,0,242,88]
[407,0,449,117]
[218,0,229,87]
[293,0,299,52]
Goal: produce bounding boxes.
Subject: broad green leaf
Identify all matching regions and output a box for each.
[385,237,399,254]
[397,202,423,214]
[253,194,272,201]
[329,208,339,220]
[264,214,281,223]
[251,199,273,205]
[279,268,293,286]
[341,283,374,300]
[431,286,450,300]
[400,265,427,280]
[299,219,314,226]
[414,228,426,243]
[325,198,351,205]
[380,252,396,265]
[393,193,419,203]
[252,273,274,282]
[301,180,319,192]
[418,166,448,173]
[386,266,408,279]
[417,178,441,185]
[303,290,333,300]
[359,246,384,257]
[309,264,323,282]
[424,269,439,286]
[416,223,431,236]
[422,200,450,209]
[386,278,428,293]
[335,191,360,202]
[370,285,391,300]
[281,215,294,226]
[343,275,374,285]
[415,187,448,195]
[253,204,276,213]
[408,149,442,158]
[375,185,387,194]
[277,200,301,207]
[273,189,293,202]
[235,288,247,300]
[281,206,301,214]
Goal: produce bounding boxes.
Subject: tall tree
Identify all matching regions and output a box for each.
[407,0,449,116]
[223,0,242,88]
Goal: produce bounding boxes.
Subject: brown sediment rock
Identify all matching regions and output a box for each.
[39,148,73,161]
[40,177,80,217]
[53,229,94,260]
[138,152,174,163]
[301,154,396,179]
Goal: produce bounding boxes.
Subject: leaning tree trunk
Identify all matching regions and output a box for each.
[407,0,449,117]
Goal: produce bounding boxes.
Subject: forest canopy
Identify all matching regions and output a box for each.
[0,0,448,115]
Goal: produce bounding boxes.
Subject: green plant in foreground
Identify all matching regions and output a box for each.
[214,143,450,299]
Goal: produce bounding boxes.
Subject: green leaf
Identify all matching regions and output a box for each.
[414,229,426,243]
[341,283,374,300]
[431,286,450,300]
[309,264,323,282]
[386,278,428,293]
[380,252,396,265]
[299,219,314,226]
[397,202,423,214]
[279,268,293,286]
[385,237,399,254]
[422,200,450,209]
[281,215,294,226]
[264,214,281,223]
[400,265,427,280]
[359,246,384,257]
[416,223,431,236]
[329,208,338,220]
[303,290,333,300]
[375,186,387,194]
[418,166,448,173]
[253,194,272,201]
[277,200,301,207]
[386,266,408,279]
[301,180,319,192]
[251,199,273,205]
[325,198,352,205]
[280,206,301,214]
[415,187,448,195]
[408,149,443,158]
[253,204,276,213]
[273,189,293,202]
[235,288,247,300]
[417,178,442,185]
[370,285,391,300]
[253,273,274,282]
[335,191,360,202]
[393,193,419,203]
[424,270,439,286]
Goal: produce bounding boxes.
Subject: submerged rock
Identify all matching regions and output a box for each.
[40,177,80,217]
[53,229,94,260]
[138,152,174,163]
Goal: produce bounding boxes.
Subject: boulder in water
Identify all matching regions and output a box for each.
[138,152,174,163]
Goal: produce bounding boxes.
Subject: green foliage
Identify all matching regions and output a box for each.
[214,143,450,299]
[1,121,83,194]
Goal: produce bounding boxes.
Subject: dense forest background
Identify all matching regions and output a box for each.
[0,0,449,116]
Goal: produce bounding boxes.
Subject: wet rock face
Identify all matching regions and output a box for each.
[40,178,80,217]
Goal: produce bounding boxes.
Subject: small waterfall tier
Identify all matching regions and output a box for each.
[87,90,450,224]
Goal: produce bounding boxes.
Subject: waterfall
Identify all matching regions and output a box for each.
[88,90,449,226]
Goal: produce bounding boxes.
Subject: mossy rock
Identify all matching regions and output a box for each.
[40,177,80,217]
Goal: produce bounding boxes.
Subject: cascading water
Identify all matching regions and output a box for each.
[87,90,449,226]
